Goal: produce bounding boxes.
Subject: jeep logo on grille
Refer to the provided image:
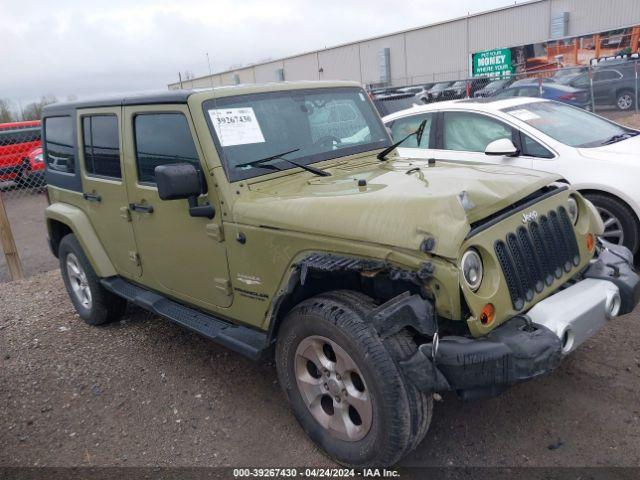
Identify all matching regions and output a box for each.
[522,210,539,223]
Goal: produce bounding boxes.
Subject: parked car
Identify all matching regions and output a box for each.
[43,81,638,467]
[383,97,640,255]
[510,77,554,87]
[440,78,491,100]
[474,78,514,97]
[23,146,46,187]
[420,81,453,103]
[397,84,434,97]
[0,120,42,186]
[568,65,637,111]
[371,92,419,116]
[493,82,591,109]
[551,66,588,84]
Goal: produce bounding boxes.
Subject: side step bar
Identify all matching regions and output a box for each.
[101,277,270,361]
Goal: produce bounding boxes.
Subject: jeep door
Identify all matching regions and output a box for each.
[77,108,140,279]
[122,105,232,310]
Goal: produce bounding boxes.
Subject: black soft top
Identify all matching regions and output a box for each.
[42,90,194,116]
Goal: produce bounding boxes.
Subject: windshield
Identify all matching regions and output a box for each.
[502,101,635,147]
[204,87,389,181]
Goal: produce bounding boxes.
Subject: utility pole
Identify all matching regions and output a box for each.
[206,53,214,88]
[178,72,183,89]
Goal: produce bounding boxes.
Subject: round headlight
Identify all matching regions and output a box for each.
[567,196,579,225]
[461,249,483,292]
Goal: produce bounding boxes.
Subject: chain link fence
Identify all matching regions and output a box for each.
[0,121,56,283]
[371,60,640,129]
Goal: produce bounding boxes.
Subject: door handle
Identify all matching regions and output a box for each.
[83,192,102,202]
[129,202,154,214]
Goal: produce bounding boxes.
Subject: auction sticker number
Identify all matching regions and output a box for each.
[209,107,266,146]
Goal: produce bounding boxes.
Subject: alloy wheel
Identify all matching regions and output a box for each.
[294,335,373,442]
[617,93,633,110]
[597,206,625,246]
[66,253,92,309]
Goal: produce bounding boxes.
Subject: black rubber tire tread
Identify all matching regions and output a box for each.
[276,290,412,467]
[321,290,432,455]
[382,330,433,454]
[584,192,639,254]
[58,234,127,326]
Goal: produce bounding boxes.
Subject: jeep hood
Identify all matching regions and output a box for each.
[234,157,561,259]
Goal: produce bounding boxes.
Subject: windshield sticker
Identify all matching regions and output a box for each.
[508,109,541,122]
[209,107,265,146]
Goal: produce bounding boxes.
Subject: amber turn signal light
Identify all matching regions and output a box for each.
[480,303,495,325]
[586,233,595,252]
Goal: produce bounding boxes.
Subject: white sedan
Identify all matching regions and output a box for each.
[383,98,640,255]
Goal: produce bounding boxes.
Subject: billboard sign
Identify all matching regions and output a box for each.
[472,48,514,77]
[471,24,640,77]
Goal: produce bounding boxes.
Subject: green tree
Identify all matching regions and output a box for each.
[0,99,14,123]
[22,95,57,120]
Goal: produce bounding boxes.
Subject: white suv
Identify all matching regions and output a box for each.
[383,98,640,255]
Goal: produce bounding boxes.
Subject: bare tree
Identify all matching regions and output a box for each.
[0,99,14,123]
[183,70,195,80]
[67,94,78,102]
[22,95,57,120]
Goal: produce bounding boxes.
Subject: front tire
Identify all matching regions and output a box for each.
[276,290,427,467]
[59,234,126,325]
[584,193,639,255]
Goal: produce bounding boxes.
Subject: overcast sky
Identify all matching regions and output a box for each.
[2,0,512,108]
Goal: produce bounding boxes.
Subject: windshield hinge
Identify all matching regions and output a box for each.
[206,223,225,242]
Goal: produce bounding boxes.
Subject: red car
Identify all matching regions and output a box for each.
[0,120,44,187]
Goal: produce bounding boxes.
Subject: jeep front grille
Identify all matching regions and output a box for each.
[494,206,580,311]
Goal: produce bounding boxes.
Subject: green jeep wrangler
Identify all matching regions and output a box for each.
[42,81,639,467]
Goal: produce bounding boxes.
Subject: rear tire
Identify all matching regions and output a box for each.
[276,290,427,467]
[58,234,126,325]
[584,193,639,255]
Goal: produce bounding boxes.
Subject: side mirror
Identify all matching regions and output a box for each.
[484,138,519,157]
[155,163,215,219]
[156,163,203,200]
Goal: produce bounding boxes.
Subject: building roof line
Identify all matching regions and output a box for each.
[169,0,544,87]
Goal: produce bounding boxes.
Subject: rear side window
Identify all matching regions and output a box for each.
[44,116,75,173]
[82,115,121,179]
[134,113,199,184]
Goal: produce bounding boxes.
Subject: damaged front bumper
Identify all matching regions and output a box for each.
[402,240,639,400]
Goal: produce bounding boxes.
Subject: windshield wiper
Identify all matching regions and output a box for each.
[234,148,331,177]
[377,119,427,161]
[601,131,639,146]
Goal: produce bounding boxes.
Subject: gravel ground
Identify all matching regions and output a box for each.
[1,270,639,469]
[600,111,640,129]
